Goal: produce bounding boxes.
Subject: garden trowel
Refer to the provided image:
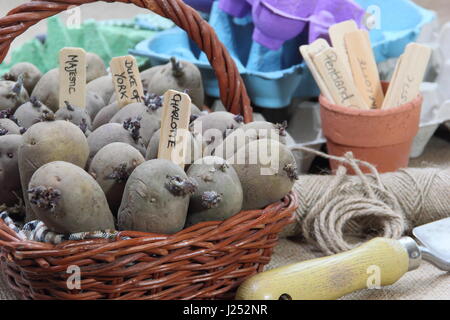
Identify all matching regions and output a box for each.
[236,218,450,300]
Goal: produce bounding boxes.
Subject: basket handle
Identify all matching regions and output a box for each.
[0,0,253,122]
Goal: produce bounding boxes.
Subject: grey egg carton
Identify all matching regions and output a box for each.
[432,22,450,135]
[212,16,449,173]
[286,100,324,173]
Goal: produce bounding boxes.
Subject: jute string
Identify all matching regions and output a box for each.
[286,146,450,255]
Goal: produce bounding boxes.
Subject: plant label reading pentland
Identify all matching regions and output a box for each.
[313,47,369,110]
[110,55,145,108]
[59,47,87,109]
[158,90,192,168]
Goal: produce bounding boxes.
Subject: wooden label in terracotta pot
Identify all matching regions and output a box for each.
[299,39,334,103]
[329,20,358,81]
[345,30,384,109]
[382,43,431,109]
[313,47,369,110]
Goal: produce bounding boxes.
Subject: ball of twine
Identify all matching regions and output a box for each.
[287,146,450,255]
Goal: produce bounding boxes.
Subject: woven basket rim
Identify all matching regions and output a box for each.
[0,193,297,250]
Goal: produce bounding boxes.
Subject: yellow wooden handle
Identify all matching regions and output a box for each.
[236,238,409,300]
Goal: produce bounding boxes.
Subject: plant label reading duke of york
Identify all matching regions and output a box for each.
[110,55,145,108]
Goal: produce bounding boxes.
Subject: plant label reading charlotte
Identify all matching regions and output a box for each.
[345,29,384,109]
[158,90,192,168]
[110,55,145,108]
[59,47,86,109]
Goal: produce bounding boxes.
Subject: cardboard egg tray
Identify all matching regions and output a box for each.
[131,0,435,109]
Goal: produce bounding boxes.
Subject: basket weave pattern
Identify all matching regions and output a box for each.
[0,0,298,300]
[1,195,296,299]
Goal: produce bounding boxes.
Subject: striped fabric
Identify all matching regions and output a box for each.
[0,211,119,244]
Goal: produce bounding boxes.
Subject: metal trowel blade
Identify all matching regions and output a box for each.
[413,217,450,261]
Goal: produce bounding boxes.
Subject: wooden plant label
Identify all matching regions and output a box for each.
[110,55,145,108]
[158,90,192,168]
[300,39,334,103]
[383,55,404,107]
[313,47,369,109]
[59,47,86,109]
[329,20,358,82]
[345,30,384,109]
[382,43,431,109]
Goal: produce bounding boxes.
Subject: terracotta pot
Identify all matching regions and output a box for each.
[320,82,422,174]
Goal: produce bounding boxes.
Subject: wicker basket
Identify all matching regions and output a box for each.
[0,0,298,300]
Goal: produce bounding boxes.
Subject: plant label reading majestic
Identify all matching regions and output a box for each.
[59,47,87,109]
[110,55,145,108]
[158,90,192,168]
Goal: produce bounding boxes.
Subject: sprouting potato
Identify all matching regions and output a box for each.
[87,121,146,163]
[85,90,106,121]
[89,142,145,214]
[28,161,115,233]
[230,139,298,210]
[213,120,290,159]
[86,74,115,105]
[14,97,54,129]
[32,63,108,114]
[189,111,244,154]
[145,128,202,167]
[140,65,163,92]
[0,134,24,207]
[55,101,92,134]
[147,57,205,108]
[109,95,162,147]
[186,156,243,226]
[190,103,202,120]
[0,118,21,135]
[30,68,60,112]
[92,102,120,130]
[19,120,89,221]
[118,159,197,234]
[3,62,42,94]
[0,78,30,112]
[86,52,107,83]
[108,92,116,105]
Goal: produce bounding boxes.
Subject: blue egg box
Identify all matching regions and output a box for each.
[130,0,435,109]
